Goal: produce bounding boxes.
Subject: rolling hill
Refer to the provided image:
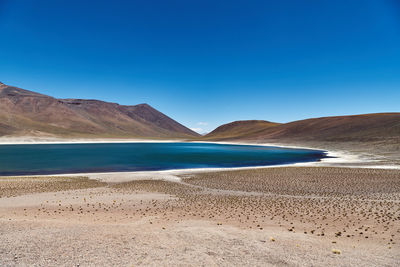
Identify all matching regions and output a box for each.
[0,82,199,139]
[202,120,280,140]
[203,113,400,142]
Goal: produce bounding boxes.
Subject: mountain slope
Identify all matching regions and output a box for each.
[203,113,400,142]
[202,120,280,140]
[0,82,199,138]
[255,113,400,141]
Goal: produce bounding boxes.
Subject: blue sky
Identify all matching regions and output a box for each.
[0,0,399,134]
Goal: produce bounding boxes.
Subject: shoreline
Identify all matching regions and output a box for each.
[0,136,185,145]
[0,137,398,180]
[1,139,399,266]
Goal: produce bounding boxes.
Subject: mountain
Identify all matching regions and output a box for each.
[0,82,199,138]
[203,113,400,142]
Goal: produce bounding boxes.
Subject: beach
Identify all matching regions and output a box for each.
[1,164,399,266]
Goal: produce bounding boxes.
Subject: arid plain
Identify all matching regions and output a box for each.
[0,165,399,266]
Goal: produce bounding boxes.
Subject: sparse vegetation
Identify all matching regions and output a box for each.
[0,176,106,198]
[0,167,399,265]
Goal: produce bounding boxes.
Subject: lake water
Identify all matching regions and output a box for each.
[0,142,328,175]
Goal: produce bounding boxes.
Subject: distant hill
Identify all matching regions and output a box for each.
[203,113,400,142]
[0,82,199,138]
[203,120,280,140]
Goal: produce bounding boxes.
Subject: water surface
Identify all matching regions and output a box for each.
[0,142,327,175]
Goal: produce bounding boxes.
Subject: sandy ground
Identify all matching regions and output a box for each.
[0,167,399,266]
[255,139,400,167]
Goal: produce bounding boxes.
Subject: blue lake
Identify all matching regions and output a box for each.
[0,142,328,175]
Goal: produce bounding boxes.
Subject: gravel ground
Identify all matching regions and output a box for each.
[0,167,399,266]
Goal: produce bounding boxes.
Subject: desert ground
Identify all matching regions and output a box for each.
[0,166,399,266]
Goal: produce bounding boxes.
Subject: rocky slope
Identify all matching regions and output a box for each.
[0,82,199,138]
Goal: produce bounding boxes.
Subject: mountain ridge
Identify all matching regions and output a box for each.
[0,82,199,138]
[202,113,400,142]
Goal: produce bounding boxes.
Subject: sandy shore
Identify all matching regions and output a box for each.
[0,136,184,145]
[1,167,399,266]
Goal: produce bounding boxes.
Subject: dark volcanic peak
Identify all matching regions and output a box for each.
[0,82,199,138]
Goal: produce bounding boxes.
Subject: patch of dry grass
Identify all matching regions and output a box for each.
[110,167,400,247]
[184,167,400,198]
[0,176,106,198]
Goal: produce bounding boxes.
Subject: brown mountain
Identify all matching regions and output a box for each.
[203,113,400,142]
[0,82,199,138]
[202,120,280,140]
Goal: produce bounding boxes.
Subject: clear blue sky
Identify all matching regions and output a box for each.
[1,0,399,133]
